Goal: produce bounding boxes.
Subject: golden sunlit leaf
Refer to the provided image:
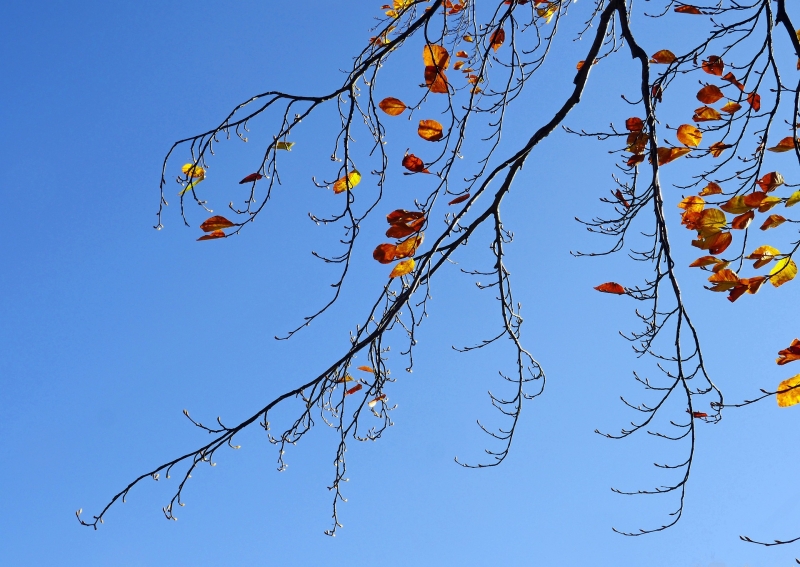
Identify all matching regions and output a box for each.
[456,50,469,58]
[707,268,739,291]
[693,106,722,122]
[731,210,754,230]
[677,124,702,147]
[675,5,703,14]
[335,375,354,383]
[786,191,800,208]
[537,3,557,23]
[770,257,798,287]
[373,243,397,264]
[656,147,691,165]
[696,85,723,104]
[760,214,786,230]
[693,231,732,255]
[395,233,424,259]
[489,28,505,51]
[423,44,450,69]
[699,182,723,196]
[378,97,408,116]
[276,141,295,151]
[448,193,470,205]
[720,196,751,215]
[178,178,204,196]
[389,258,416,278]
[767,137,799,153]
[182,163,205,179]
[720,101,741,114]
[709,142,732,157]
[197,229,225,241]
[689,255,725,268]
[678,195,705,213]
[702,56,724,76]
[453,61,465,70]
[333,169,362,194]
[746,92,761,111]
[697,208,727,236]
[418,119,444,141]
[747,245,780,269]
[200,216,235,232]
[357,366,374,372]
[758,196,782,213]
[756,172,784,192]
[402,153,429,173]
[594,282,626,294]
[777,339,800,366]
[463,35,473,42]
[777,375,800,407]
[239,172,263,184]
[626,131,648,154]
[650,50,676,64]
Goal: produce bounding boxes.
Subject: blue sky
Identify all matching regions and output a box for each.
[2,1,799,565]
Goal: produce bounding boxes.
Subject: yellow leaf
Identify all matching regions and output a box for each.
[418,120,444,142]
[697,208,727,237]
[537,3,557,23]
[777,375,800,407]
[747,245,780,269]
[719,196,751,215]
[770,257,798,287]
[332,169,361,194]
[389,258,415,278]
[676,124,702,147]
[178,177,204,196]
[181,163,206,179]
[276,141,295,151]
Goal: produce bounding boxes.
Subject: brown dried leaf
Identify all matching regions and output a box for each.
[378,97,407,116]
[696,85,723,104]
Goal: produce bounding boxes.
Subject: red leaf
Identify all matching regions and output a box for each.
[197,230,226,241]
[239,173,263,184]
[402,153,430,174]
[373,243,397,264]
[200,216,235,232]
[594,282,626,294]
[346,384,363,396]
[448,193,470,205]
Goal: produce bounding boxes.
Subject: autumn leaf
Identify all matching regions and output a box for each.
[731,210,754,230]
[776,375,800,408]
[709,142,732,158]
[576,59,598,70]
[767,137,799,153]
[373,243,397,264]
[346,383,363,396]
[456,50,469,58]
[448,193,470,205]
[757,196,782,213]
[743,192,767,209]
[702,56,724,76]
[697,208,727,237]
[276,141,295,151]
[615,189,631,208]
[777,339,800,366]
[239,172,263,184]
[678,195,705,213]
[182,163,206,178]
[402,153,430,173]
[335,375,354,383]
[594,282,626,294]
[626,131,648,154]
[387,209,424,224]
[627,154,645,167]
[689,256,725,269]
[424,66,449,93]
[746,92,761,111]
[756,172,784,192]
[178,178,204,196]
[389,258,416,278]
[200,216,235,232]
[395,233,424,259]
[699,182,722,196]
[423,44,450,69]
[747,245,779,269]
[625,117,644,132]
[707,269,739,292]
[197,230,225,241]
[650,50,676,64]
[332,169,362,193]
[696,85,723,104]
[675,5,703,14]
[786,191,800,208]
[489,28,505,52]
[719,101,741,114]
[720,196,751,215]
[693,106,722,122]
[357,366,374,372]
[769,257,798,287]
[760,214,786,230]
[656,147,691,165]
[677,124,702,147]
[537,2,557,23]
[693,231,732,255]
[418,119,444,141]
[379,97,408,116]
[722,72,744,91]
[454,61,465,70]
[368,394,387,409]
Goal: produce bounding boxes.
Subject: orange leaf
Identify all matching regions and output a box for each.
[368,394,387,408]
[357,366,374,373]
[625,117,644,132]
[650,50,676,64]
[378,97,408,116]
[746,92,761,111]
[689,256,725,268]
[335,375,354,383]
[702,56,724,76]
[675,5,703,14]
[777,339,800,366]
[395,233,424,259]
[691,411,709,419]
[693,231,732,255]
[693,106,722,122]
[594,282,626,294]
[576,59,598,70]
[767,137,799,153]
[656,147,691,165]
[418,119,444,142]
[389,258,416,278]
[626,131,648,154]
[699,182,723,196]
[731,210,754,230]
[200,216,235,232]
[197,230,225,241]
[696,85,723,104]
[402,153,429,173]
[678,195,705,213]
[422,44,450,69]
[743,191,767,208]
[333,170,362,194]
[627,154,645,167]
[424,66,449,93]
[756,172,784,192]
[677,124,702,147]
[709,142,732,157]
[489,28,505,52]
[456,50,469,58]
[373,243,397,264]
[720,196,752,215]
[448,193,470,205]
[453,61,465,70]
[760,214,786,230]
[239,172,262,184]
[720,101,741,114]
[615,189,631,208]
[707,268,739,291]
[722,72,744,91]
[346,383,363,396]
[747,245,780,269]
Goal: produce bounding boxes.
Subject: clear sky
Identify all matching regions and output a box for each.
[2,1,799,565]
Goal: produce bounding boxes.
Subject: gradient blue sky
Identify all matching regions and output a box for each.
[2,1,799,565]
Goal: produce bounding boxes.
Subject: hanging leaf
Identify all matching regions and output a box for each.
[696,85,723,104]
[720,101,741,114]
[769,257,798,287]
[418,119,444,141]
[731,210,754,230]
[489,28,505,51]
[743,192,767,209]
[178,178,204,196]
[537,3,557,23]
[239,173,264,184]
[676,124,703,147]
[746,92,761,111]
[378,97,407,116]
[200,216,235,232]
[720,196,751,215]
[276,142,295,151]
[675,5,703,14]
[424,66,449,93]
[594,282,626,294]
[448,193,470,205]
[335,375,354,383]
[389,258,416,278]
[697,208,727,236]
[786,191,800,208]
[332,169,362,193]
[650,50,677,64]
[689,256,726,269]
[699,182,723,196]
[455,50,469,58]
[760,214,786,230]
[182,163,206,178]
[626,132,648,154]
[756,172,784,192]
[777,375,800,408]
[693,106,722,122]
[746,245,780,269]
[777,339,800,366]
[368,394,387,409]
[422,44,450,69]
[346,383,363,396]
[197,230,225,241]
[357,366,374,372]
[701,56,724,76]
[656,147,691,165]
[615,189,631,208]
[767,137,799,153]
[454,61,465,70]
[722,72,744,91]
[395,233,424,259]
[373,243,397,264]
[707,269,739,292]
[402,153,430,173]
[387,209,424,224]
[758,196,782,213]
[625,117,644,132]
[693,231,732,255]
